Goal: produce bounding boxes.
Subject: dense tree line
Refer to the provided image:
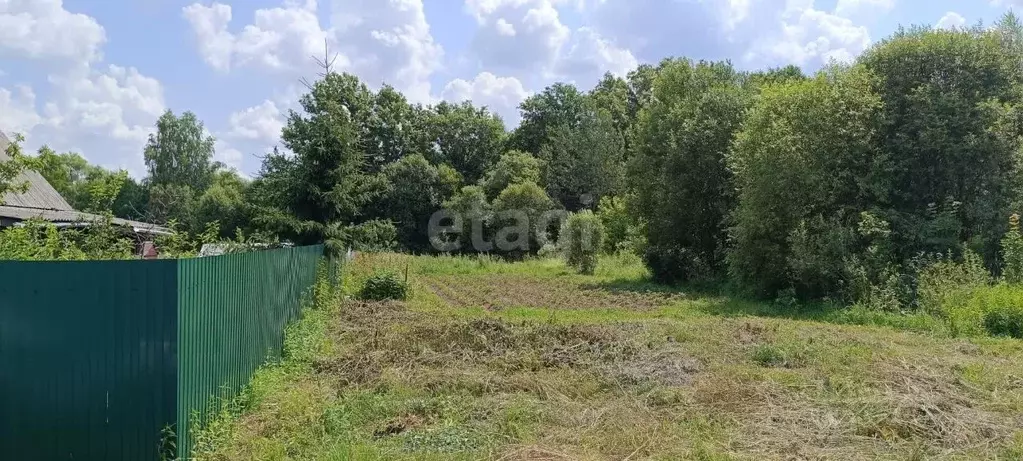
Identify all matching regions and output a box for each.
[14,15,1023,313]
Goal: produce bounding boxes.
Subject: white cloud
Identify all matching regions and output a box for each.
[467,0,570,78]
[0,0,106,64]
[757,1,872,67]
[49,65,165,143]
[26,65,168,175]
[722,0,752,30]
[182,1,335,74]
[442,72,530,125]
[329,0,443,104]
[227,100,284,144]
[555,26,637,84]
[183,0,443,103]
[834,0,895,18]
[936,12,966,30]
[495,18,516,36]
[213,139,245,171]
[0,85,43,136]
[180,2,235,71]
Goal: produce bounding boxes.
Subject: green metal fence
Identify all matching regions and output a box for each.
[0,245,325,460]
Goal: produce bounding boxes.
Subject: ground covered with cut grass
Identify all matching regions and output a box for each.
[194,253,1023,460]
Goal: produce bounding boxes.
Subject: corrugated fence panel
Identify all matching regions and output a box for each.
[175,245,323,457]
[0,259,179,461]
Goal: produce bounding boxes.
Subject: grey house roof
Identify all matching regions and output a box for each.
[0,131,170,235]
[0,132,75,211]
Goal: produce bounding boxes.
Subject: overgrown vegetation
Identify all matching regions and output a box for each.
[193,253,1023,460]
[359,270,409,301]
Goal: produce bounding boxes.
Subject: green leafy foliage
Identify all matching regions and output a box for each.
[983,302,1023,338]
[325,219,398,254]
[481,150,542,199]
[359,270,409,301]
[633,59,753,283]
[144,110,219,192]
[491,181,556,256]
[540,105,626,211]
[421,101,506,184]
[596,195,644,254]
[511,83,588,156]
[859,26,1023,265]
[559,210,605,275]
[0,218,134,261]
[728,66,881,297]
[441,185,492,253]
[194,170,249,238]
[377,155,454,251]
[916,250,991,318]
[1001,214,1023,283]
[0,133,34,201]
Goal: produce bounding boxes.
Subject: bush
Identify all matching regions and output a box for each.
[491,181,556,256]
[643,244,712,284]
[983,304,1023,338]
[359,271,409,301]
[916,249,991,318]
[1001,214,1023,283]
[786,215,856,299]
[325,220,398,256]
[596,195,645,255]
[942,284,1023,337]
[559,210,605,275]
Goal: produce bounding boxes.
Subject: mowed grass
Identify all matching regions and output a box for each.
[194,253,1023,460]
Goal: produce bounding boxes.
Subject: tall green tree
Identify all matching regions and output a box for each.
[728,66,882,297]
[366,85,423,172]
[143,110,218,191]
[510,83,588,155]
[481,150,543,199]
[378,154,457,251]
[35,147,143,215]
[194,170,249,237]
[631,59,753,281]
[540,106,626,211]
[589,72,633,151]
[421,101,506,184]
[279,72,387,226]
[858,26,1023,264]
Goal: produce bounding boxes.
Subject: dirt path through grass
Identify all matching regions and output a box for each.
[195,253,1023,460]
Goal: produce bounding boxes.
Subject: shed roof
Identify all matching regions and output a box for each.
[0,131,170,235]
[0,131,75,211]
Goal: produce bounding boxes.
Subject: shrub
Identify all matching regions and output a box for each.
[359,271,409,301]
[642,244,712,284]
[559,211,605,275]
[785,215,856,299]
[325,220,398,256]
[944,283,1023,337]
[916,249,990,318]
[596,195,645,255]
[481,150,542,199]
[983,304,1023,338]
[1001,214,1023,284]
[491,181,556,256]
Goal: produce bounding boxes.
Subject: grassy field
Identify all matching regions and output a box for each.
[194,253,1023,460]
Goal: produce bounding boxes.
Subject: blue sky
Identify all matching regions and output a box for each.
[0,0,1016,178]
